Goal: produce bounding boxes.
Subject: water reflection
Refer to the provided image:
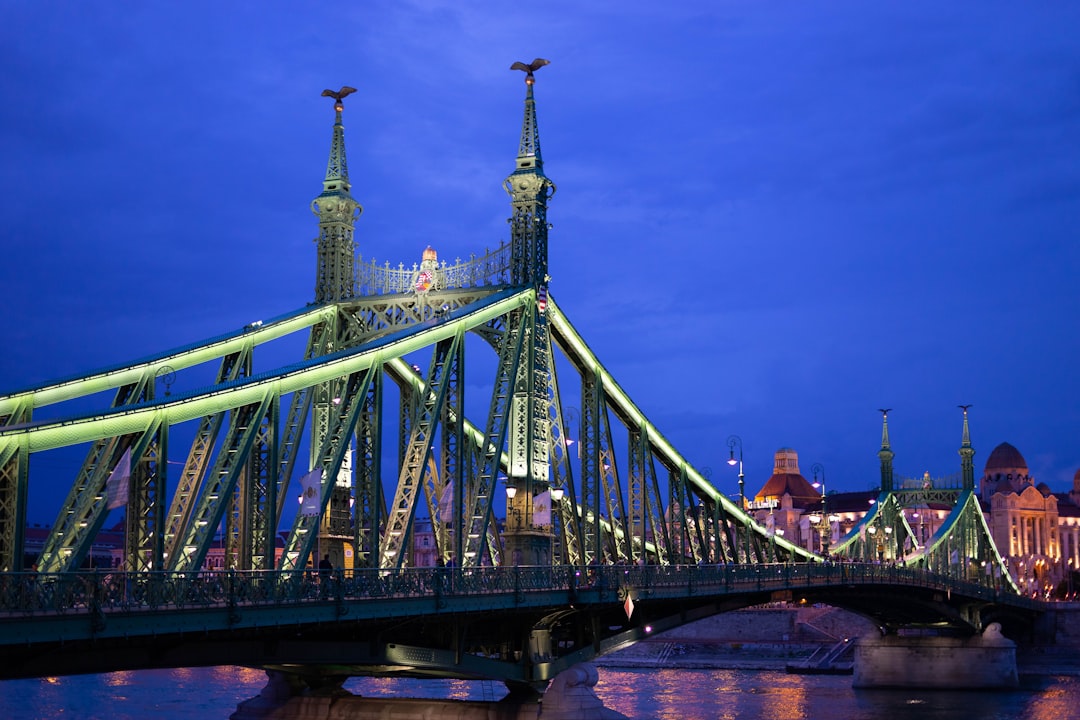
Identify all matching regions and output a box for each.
[0,665,1076,720]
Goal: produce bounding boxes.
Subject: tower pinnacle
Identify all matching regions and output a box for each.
[505,59,556,286]
[312,86,363,303]
[877,408,894,492]
[959,405,976,491]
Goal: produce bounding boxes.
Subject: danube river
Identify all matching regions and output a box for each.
[0,666,1077,720]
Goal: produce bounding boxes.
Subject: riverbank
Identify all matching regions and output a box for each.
[595,606,1080,677]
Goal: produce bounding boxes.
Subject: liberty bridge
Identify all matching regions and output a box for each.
[0,61,1042,712]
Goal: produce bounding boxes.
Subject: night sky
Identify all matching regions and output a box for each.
[2,3,1078,522]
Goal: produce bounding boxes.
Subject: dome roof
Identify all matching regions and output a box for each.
[984,442,1028,473]
[755,472,820,505]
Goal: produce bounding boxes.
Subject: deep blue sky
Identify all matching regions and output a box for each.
[2,2,1078,520]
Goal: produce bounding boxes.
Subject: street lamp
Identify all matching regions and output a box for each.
[809,463,828,555]
[726,435,744,510]
[563,406,579,458]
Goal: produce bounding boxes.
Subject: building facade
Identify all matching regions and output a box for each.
[748,444,1080,599]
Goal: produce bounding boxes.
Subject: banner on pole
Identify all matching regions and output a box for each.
[300,468,323,517]
[106,448,132,510]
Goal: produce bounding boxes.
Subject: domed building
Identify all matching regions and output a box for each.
[747,435,1080,597]
[749,448,824,547]
[980,442,1033,498]
[982,443,1059,572]
[753,448,821,507]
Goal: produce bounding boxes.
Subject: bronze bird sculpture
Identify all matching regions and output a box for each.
[321,86,358,109]
[510,58,550,83]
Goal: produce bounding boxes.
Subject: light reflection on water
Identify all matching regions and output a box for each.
[0,666,1077,720]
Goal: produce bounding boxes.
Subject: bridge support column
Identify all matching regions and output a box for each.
[853,623,1018,689]
[539,663,628,720]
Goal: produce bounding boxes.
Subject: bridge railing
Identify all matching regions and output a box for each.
[0,562,1037,620]
[354,242,512,296]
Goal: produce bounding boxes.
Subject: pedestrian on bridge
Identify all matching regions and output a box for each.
[318,554,333,599]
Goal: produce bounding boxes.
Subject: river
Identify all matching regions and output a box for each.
[1,665,1077,719]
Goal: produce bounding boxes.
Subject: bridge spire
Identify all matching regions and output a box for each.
[959,405,976,491]
[505,59,556,286]
[877,409,894,492]
[311,86,363,303]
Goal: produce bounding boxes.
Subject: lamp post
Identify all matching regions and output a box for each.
[563,406,579,459]
[809,462,838,556]
[726,435,745,510]
[866,513,893,564]
[726,435,749,562]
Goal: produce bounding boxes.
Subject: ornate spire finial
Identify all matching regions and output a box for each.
[311,85,363,303]
[877,409,894,492]
[877,408,893,449]
[511,58,550,85]
[505,59,556,285]
[509,59,550,169]
[321,86,357,112]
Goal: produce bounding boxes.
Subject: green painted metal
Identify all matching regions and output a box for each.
[0,439,28,571]
[353,371,383,569]
[0,291,529,456]
[38,377,156,573]
[123,421,166,572]
[505,62,555,287]
[462,309,526,566]
[546,298,815,563]
[0,67,1035,693]
[162,347,253,566]
[280,368,375,573]
[381,331,463,570]
[171,392,277,573]
[0,307,332,419]
[312,90,362,303]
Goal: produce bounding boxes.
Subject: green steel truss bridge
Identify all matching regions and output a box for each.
[0,68,1039,686]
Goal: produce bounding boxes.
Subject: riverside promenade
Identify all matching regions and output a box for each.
[596,605,1080,675]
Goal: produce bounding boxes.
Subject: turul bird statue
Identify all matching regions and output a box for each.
[510,58,550,83]
[321,86,357,109]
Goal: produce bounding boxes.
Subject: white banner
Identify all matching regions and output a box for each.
[106,448,132,510]
[533,490,551,526]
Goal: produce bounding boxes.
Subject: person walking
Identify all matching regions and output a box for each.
[318,554,333,598]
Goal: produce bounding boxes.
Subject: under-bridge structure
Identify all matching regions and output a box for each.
[0,66,1041,696]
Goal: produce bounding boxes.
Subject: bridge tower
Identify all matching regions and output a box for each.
[959,405,976,491]
[878,408,894,492]
[310,88,363,569]
[312,86,362,304]
[503,60,557,566]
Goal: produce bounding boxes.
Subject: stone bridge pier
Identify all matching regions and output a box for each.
[231,663,628,720]
[854,623,1018,689]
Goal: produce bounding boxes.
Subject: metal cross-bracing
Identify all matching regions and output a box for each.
[0,563,1041,683]
[824,408,1019,596]
[0,65,1038,686]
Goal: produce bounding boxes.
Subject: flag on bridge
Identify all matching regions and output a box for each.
[623,593,635,620]
[299,468,323,517]
[106,448,132,510]
[536,284,548,315]
[533,489,551,526]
